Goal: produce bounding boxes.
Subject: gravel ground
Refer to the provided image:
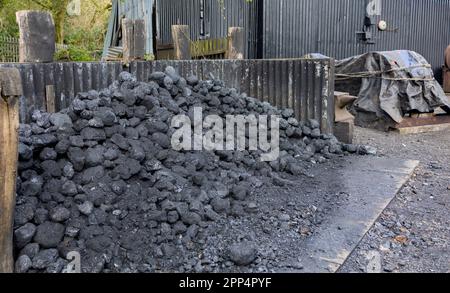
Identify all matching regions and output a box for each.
[193,160,349,273]
[340,127,450,273]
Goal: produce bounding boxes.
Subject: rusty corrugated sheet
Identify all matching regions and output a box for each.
[0,59,335,133]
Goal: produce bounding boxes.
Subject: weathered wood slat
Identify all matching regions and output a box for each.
[191,38,228,59]
[46,85,56,113]
[0,68,22,273]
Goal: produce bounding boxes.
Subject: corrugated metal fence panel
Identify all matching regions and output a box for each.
[155,0,259,58]
[206,0,259,58]
[0,62,124,123]
[135,59,335,133]
[156,0,202,45]
[0,59,334,133]
[261,0,450,76]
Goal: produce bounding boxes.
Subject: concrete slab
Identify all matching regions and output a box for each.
[297,157,419,273]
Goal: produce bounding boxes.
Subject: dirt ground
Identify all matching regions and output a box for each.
[163,126,450,273]
[340,127,450,273]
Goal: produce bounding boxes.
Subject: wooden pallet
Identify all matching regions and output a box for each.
[394,113,450,134]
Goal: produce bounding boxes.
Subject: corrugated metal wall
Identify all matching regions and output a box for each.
[0,62,123,122]
[130,59,335,133]
[155,0,259,58]
[0,59,335,133]
[261,0,450,77]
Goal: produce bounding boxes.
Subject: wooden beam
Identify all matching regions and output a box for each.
[133,19,146,60]
[122,18,134,64]
[172,25,191,60]
[16,10,55,63]
[227,27,245,60]
[396,123,450,135]
[0,68,22,273]
[395,115,450,128]
[334,121,354,144]
[46,85,56,113]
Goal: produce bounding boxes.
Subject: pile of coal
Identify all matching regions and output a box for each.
[14,67,373,273]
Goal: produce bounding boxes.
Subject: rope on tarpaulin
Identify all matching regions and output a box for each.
[335,64,435,81]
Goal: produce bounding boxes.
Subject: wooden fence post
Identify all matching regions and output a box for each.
[46,85,56,113]
[172,25,191,60]
[133,19,146,60]
[227,27,245,60]
[122,18,146,64]
[16,10,55,63]
[122,18,134,64]
[0,68,22,273]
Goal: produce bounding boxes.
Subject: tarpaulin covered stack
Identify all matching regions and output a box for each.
[333,51,450,129]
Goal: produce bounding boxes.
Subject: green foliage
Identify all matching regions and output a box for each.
[65,26,106,52]
[0,0,111,61]
[54,46,94,62]
[144,54,155,61]
[0,0,29,37]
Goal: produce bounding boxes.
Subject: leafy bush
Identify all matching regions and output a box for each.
[54,46,94,62]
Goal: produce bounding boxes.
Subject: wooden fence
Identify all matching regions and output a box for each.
[191,38,228,60]
[0,36,19,63]
[156,37,229,60]
[0,36,69,63]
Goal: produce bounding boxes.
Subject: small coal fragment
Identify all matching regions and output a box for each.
[229,242,258,266]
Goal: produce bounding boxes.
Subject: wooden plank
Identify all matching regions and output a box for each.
[0,96,19,273]
[396,123,450,135]
[16,11,55,63]
[227,27,245,60]
[133,19,146,60]
[46,85,56,113]
[395,115,450,128]
[122,18,134,64]
[0,68,21,273]
[334,121,354,144]
[172,25,191,60]
[191,38,228,59]
[43,63,55,109]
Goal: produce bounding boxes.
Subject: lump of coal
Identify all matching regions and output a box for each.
[33,222,65,248]
[229,242,258,266]
[14,223,37,249]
